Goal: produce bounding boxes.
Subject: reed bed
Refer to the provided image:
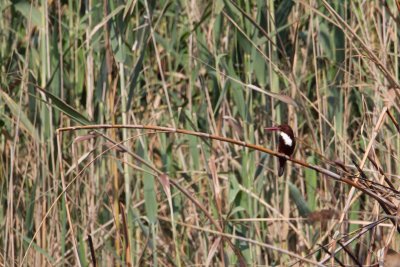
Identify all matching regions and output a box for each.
[1,0,400,266]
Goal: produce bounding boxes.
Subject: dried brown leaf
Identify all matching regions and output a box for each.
[308,209,338,223]
[205,237,222,267]
[159,173,171,200]
[385,249,400,267]
[333,159,349,172]
[246,84,299,108]
[384,88,397,108]
[73,134,96,143]
[208,156,222,214]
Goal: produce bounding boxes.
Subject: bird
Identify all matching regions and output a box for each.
[265,124,296,176]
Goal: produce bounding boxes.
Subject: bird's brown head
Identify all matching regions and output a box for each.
[264,124,295,146]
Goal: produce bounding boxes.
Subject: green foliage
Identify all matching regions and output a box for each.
[289,181,311,217]
[306,155,317,211]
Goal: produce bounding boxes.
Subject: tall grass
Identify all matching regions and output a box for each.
[1,0,400,266]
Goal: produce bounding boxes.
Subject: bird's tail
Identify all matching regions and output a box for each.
[278,158,286,176]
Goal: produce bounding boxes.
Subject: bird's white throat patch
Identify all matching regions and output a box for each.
[279,132,293,146]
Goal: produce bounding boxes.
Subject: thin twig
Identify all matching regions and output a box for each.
[58,124,399,212]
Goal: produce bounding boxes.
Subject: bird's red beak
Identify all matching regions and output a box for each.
[264,126,280,132]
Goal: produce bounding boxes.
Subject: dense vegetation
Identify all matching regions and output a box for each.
[1,0,400,266]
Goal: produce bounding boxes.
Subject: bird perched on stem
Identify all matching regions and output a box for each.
[265,124,296,176]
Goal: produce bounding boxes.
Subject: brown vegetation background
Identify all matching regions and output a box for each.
[1,0,400,266]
